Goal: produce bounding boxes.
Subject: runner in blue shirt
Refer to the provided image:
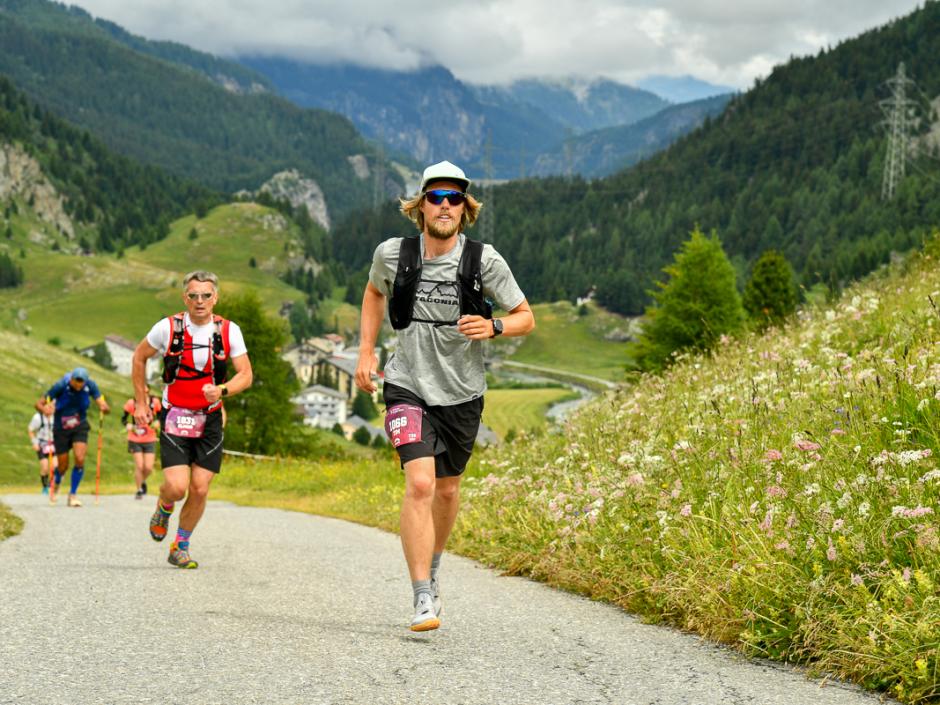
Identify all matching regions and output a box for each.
[36,366,110,507]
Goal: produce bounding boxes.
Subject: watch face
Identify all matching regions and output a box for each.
[494,319,504,335]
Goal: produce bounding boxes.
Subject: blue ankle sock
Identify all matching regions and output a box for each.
[53,469,62,488]
[175,528,193,551]
[70,466,84,495]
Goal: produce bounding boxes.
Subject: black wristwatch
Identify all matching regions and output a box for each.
[219,384,229,397]
[491,319,504,338]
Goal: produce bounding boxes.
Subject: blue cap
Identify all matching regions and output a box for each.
[71,366,89,382]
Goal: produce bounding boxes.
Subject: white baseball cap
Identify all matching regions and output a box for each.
[419,160,470,193]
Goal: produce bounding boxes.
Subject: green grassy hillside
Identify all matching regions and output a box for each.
[0,202,306,348]
[0,329,140,488]
[497,300,632,382]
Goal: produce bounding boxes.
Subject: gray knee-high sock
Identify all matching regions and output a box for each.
[430,553,442,581]
[412,579,431,605]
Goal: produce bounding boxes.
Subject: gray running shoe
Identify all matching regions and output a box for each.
[410,592,440,632]
[168,543,198,569]
[430,577,442,617]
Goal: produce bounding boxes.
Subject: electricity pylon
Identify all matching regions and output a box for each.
[881,62,917,201]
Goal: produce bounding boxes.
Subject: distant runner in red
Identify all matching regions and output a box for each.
[122,391,163,499]
[355,161,534,631]
[131,271,252,569]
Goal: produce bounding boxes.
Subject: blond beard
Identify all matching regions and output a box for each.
[426,216,460,240]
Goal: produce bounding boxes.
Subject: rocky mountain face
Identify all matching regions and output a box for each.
[258,170,331,231]
[0,143,74,240]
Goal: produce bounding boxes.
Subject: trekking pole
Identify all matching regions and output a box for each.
[47,442,56,505]
[94,403,104,506]
[45,398,57,506]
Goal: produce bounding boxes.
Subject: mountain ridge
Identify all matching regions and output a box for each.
[0,0,403,219]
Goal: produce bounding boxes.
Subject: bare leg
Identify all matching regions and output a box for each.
[399,457,436,581]
[141,451,155,485]
[431,476,461,554]
[133,452,146,490]
[159,465,191,504]
[71,442,88,467]
[177,465,215,533]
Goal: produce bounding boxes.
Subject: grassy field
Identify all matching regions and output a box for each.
[481,387,579,440]
[499,300,632,382]
[0,203,307,349]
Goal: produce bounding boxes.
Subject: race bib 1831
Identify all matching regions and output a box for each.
[165,408,206,439]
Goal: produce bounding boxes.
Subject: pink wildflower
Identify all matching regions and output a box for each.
[764,449,784,462]
[680,503,692,517]
[831,428,846,436]
[759,509,774,534]
[891,505,934,519]
[795,439,821,452]
[625,472,644,487]
[826,540,837,561]
[766,485,787,498]
[851,574,864,587]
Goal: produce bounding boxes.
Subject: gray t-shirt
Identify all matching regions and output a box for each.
[369,233,525,406]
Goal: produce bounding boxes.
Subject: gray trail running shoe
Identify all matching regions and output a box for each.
[167,543,198,569]
[410,592,440,632]
[149,505,170,541]
[430,577,442,617]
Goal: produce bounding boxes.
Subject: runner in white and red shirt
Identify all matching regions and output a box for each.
[131,270,252,569]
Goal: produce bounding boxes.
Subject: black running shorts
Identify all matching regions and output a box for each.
[53,420,90,455]
[383,382,483,478]
[127,441,156,454]
[159,408,224,473]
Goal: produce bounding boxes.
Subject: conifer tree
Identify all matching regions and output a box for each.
[743,250,798,330]
[633,227,744,370]
[215,290,299,454]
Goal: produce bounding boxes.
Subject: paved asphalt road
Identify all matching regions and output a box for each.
[0,493,894,705]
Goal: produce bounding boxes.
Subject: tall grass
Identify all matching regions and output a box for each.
[455,239,940,703]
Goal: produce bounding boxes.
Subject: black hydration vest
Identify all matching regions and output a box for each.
[389,236,492,330]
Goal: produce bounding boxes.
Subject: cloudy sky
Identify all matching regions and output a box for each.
[69,0,921,89]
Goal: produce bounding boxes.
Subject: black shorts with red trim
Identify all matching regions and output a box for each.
[383,382,483,478]
[159,407,224,473]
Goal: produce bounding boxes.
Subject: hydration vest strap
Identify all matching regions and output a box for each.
[457,238,492,320]
[162,314,186,384]
[389,236,422,330]
[212,317,230,385]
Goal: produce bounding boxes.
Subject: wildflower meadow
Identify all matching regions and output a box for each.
[453,236,940,703]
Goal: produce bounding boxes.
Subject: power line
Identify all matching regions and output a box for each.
[880,62,917,201]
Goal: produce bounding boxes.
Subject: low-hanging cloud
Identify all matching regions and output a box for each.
[67,0,921,88]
